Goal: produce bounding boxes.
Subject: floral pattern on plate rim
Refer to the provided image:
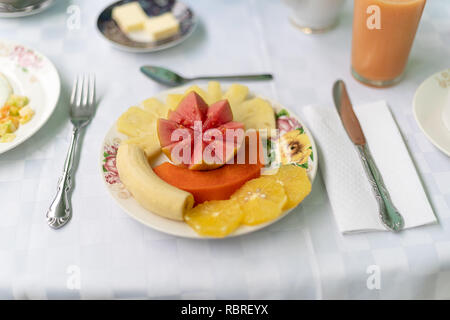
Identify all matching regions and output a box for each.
[102,138,131,199]
[275,109,314,171]
[435,69,450,89]
[0,42,44,73]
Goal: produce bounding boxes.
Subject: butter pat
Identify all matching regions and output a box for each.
[112,2,148,32]
[145,13,180,41]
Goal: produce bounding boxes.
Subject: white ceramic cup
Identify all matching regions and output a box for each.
[282,0,346,33]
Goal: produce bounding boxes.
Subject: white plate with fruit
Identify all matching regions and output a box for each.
[0,40,60,155]
[100,82,318,238]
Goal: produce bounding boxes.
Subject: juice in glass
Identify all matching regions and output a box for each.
[351,0,426,87]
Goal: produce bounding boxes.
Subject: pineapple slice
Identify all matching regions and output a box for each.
[185,200,243,237]
[123,122,161,159]
[223,84,249,107]
[166,94,184,109]
[184,85,211,104]
[117,106,157,137]
[231,176,287,225]
[166,85,213,111]
[233,98,275,132]
[140,97,171,119]
[267,165,311,210]
[207,81,222,103]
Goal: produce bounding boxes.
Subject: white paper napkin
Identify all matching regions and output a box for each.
[302,101,436,233]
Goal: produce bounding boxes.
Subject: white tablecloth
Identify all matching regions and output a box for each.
[0,0,449,299]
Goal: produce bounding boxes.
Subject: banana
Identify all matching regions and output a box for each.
[233,97,275,132]
[116,144,194,221]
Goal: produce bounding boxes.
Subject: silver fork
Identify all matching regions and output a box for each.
[46,74,96,229]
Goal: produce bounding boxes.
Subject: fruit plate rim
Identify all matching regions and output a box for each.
[99,84,319,239]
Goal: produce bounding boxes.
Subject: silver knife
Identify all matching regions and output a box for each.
[332,80,404,232]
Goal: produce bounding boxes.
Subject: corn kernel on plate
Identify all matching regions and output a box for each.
[0,40,60,155]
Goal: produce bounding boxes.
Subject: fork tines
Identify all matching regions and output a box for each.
[71,74,96,108]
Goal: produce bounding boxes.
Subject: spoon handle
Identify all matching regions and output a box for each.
[191,74,273,82]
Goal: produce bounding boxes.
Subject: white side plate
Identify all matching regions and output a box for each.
[413,68,450,157]
[0,39,60,155]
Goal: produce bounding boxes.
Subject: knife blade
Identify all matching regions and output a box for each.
[333,80,366,145]
[332,80,404,232]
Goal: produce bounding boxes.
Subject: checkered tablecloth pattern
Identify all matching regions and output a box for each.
[0,0,449,299]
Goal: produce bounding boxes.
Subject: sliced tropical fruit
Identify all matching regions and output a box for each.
[161,137,194,167]
[189,138,240,171]
[184,199,243,237]
[153,133,265,203]
[117,106,157,137]
[232,129,267,166]
[157,118,191,148]
[231,176,287,225]
[207,81,222,103]
[168,91,208,127]
[123,122,161,159]
[223,84,249,106]
[184,85,211,104]
[157,92,244,170]
[279,129,312,165]
[233,98,275,132]
[116,144,194,221]
[140,97,172,119]
[153,161,262,204]
[267,165,311,210]
[166,94,184,109]
[203,100,233,130]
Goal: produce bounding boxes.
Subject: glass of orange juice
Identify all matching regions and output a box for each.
[351,0,426,87]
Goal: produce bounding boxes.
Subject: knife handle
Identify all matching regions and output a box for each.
[357,145,405,232]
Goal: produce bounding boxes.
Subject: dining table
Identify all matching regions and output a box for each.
[0,0,449,300]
